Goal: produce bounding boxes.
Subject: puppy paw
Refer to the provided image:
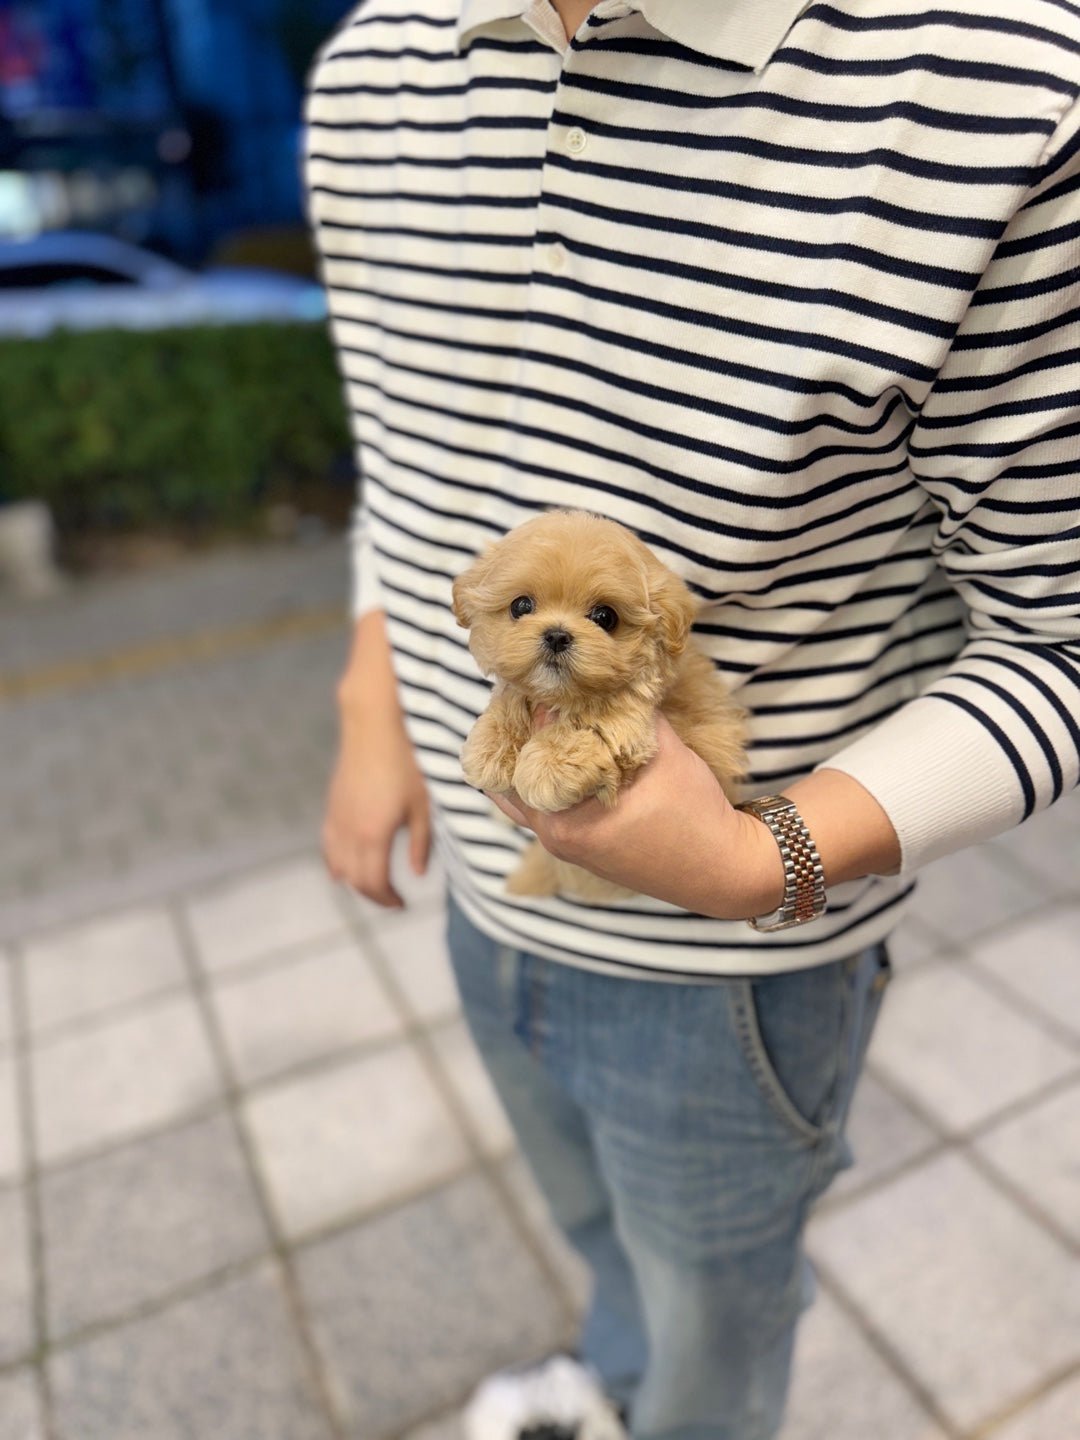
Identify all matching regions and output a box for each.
[461,722,520,793]
[513,729,621,812]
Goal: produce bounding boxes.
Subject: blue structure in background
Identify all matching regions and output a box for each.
[0,0,356,263]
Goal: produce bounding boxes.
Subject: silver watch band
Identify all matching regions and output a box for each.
[736,794,826,931]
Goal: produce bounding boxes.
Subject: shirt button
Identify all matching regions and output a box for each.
[565,127,587,154]
[550,242,566,269]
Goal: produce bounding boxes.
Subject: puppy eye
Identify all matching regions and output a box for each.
[509,596,534,619]
[588,605,618,633]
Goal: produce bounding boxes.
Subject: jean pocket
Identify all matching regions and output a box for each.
[726,963,852,1148]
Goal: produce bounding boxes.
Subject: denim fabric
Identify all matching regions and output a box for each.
[445,891,892,1440]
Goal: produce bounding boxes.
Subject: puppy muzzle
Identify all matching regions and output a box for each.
[542,627,572,655]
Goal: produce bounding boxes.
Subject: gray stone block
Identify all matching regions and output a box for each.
[780,1288,946,1440]
[22,905,186,1036]
[0,1186,33,1367]
[369,903,461,1026]
[48,1261,334,1440]
[185,858,348,977]
[819,1069,939,1206]
[0,1052,23,1185]
[986,1370,1080,1440]
[968,901,1080,1045]
[990,791,1080,901]
[974,1079,1080,1247]
[867,963,1076,1135]
[809,1151,1080,1433]
[41,1111,270,1340]
[243,1043,470,1239]
[295,1172,570,1439]
[0,953,14,1050]
[32,991,222,1166]
[209,935,404,1087]
[0,1368,44,1440]
[911,845,1043,947]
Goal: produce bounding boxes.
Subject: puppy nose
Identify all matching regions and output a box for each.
[543,627,572,654]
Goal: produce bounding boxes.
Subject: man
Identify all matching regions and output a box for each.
[310,1,1080,1436]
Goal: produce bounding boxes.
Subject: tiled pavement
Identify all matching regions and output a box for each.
[1,544,1079,1440]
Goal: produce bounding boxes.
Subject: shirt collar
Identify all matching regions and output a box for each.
[453,0,810,72]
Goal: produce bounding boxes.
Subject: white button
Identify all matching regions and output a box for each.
[566,127,587,154]
[550,242,566,269]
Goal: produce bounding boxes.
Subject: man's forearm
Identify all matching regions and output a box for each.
[336,609,405,732]
[745,768,903,916]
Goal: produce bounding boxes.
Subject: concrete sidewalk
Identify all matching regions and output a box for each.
[1,542,1077,1440]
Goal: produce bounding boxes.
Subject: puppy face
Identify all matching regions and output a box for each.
[452,511,697,703]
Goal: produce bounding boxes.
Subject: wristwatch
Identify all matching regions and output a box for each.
[736,794,826,931]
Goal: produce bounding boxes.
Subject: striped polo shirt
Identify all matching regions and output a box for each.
[304,0,1080,979]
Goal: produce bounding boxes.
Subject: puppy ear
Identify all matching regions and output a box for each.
[452,545,499,628]
[647,565,699,656]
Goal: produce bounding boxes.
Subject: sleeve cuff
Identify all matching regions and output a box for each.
[815,694,1025,877]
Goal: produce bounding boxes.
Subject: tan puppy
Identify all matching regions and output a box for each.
[452,510,747,901]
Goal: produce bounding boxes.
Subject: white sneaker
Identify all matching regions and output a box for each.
[462,1353,631,1440]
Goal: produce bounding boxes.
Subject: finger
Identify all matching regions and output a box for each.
[357,844,404,908]
[484,790,532,828]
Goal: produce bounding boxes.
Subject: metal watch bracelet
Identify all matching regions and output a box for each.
[736,794,827,931]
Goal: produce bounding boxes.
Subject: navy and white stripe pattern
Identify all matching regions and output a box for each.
[305,0,1080,979]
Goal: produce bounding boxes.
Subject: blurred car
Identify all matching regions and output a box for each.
[0,231,327,337]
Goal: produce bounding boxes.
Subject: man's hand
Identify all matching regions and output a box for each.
[485,712,784,920]
[322,611,431,908]
[484,705,902,915]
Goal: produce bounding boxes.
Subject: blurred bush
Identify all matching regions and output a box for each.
[0,324,352,540]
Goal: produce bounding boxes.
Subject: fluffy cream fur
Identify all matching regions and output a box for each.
[452,510,747,902]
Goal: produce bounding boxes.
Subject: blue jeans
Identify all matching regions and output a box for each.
[445,892,893,1440]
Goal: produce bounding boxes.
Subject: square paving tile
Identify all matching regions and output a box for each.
[990,790,1080,899]
[0,1051,23,1185]
[780,1288,946,1440]
[968,902,1080,1045]
[370,904,460,1025]
[401,1414,466,1440]
[48,1261,333,1440]
[825,1070,939,1205]
[885,914,953,972]
[499,1152,592,1315]
[429,1019,515,1158]
[21,906,186,1035]
[32,991,222,1166]
[0,951,12,1048]
[974,1079,1080,1247]
[41,1111,270,1340]
[0,1186,33,1367]
[0,1368,44,1440]
[809,1151,1080,1433]
[911,846,1042,945]
[185,856,347,976]
[295,1171,570,1439]
[244,1043,471,1239]
[986,1370,1080,1440]
[210,935,403,1087]
[867,964,1076,1134]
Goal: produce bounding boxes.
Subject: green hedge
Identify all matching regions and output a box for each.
[0,323,353,534]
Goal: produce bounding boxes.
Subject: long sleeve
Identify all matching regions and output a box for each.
[820,99,1080,876]
[303,12,386,624]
